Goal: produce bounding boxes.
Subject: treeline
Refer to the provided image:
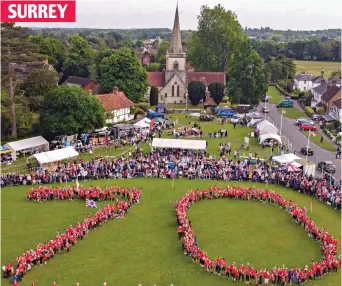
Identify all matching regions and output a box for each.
[245,27,341,42]
[251,39,341,62]
[30,27,193,42]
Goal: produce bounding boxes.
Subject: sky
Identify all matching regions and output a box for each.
[22,0,342,30]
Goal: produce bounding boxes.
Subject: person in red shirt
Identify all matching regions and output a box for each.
[238,264,245,282]
[52,282,57,286]
[12,281,19,286]
[264,269,270,284]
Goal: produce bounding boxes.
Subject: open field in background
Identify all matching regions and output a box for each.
[294,60,340,76]
[1,178,341,286]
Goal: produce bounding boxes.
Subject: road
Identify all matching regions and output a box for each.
[262,103,341,178]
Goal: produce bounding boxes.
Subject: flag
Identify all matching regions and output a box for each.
[86,199,97,208]
[282,109,286,114]
[309,130,316,137]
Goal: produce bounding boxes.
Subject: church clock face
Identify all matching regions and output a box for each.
[173,61,179,70]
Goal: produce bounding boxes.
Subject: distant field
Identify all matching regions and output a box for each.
[295,60,340,76]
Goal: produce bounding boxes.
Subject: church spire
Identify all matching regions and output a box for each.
[169,4,183,54]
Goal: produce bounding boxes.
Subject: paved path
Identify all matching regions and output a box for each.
[262,103,341,178]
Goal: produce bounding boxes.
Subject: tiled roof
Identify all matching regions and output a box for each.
[294,74,314,81]
[332,98,341,109]
[96,88,134,111]
[148,72,165,87]
[321,85,341,102]
[64,76,95,87]
[187,72,225,86]
[312,76,326,84]
[328,76,341,85]
[203,97,217,106]
[312,82,328,95]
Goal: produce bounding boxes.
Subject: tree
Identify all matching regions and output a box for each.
[30,35,67,72]
[21,68,59,112]
[188,81,206,105]
[136,40,144,47]
[156,41,170,69]
[1,22,46,138]
[187,4,245,73]
[98,48,148,102]
[265,60,282,82]
[208,82,225,104]
[146,62,161,72]
[228,39,268,105]
[330,69,341,78]
[63,34,95,78]
[40,86,105,135]
[149,86,159,106]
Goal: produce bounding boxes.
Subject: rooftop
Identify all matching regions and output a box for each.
[96,87,134,111]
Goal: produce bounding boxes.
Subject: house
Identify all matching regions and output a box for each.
[327,76,341,87]
[293,73,314,92]
[96,87,135,124]
[321,85,341,112]
[63,76,106,95]
[146,5,226,104]
[329,99,342,121]
[311,81,329,107]
[136,50,151,66]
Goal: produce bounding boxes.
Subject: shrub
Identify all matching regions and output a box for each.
[305,106,315,117]
[316,107,325,115]
[137,103,151,111]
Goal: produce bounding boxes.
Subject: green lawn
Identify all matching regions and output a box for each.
[295,60,340,76]
[277,107,306,119]
[302,130,337,152]
[1,178,341,286]
[267,86,284,104]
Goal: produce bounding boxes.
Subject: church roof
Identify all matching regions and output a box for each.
[187,72,226,86]
[148,72,165,87]
[169,5,183,54]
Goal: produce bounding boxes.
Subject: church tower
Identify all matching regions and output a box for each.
[166,4,186,72]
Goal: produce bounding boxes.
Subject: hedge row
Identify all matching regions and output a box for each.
[305,106,315,117]
[275,84,299,99]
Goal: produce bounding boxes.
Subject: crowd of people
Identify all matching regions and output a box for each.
[1,149,340,210]
[173,185,341,285]
[3,187,142,284]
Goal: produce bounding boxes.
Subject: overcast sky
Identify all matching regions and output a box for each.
[22,0,341,30]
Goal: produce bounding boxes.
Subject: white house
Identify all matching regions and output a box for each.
[330,99,342,121]
[293,73,314,92]
[96,87,134,124]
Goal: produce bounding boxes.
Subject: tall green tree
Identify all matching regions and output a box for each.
[156,41,170,69]
[187,4,244,73]
[265,60,282,83]
[30,35,67,72]
[188,81,206,105]
[228,39,268,105]
[1,22,46,138]
[40,86,105,135]
[149,86,159,106]
[21,68,59,112]
[64,34,95,78]
[136,40,144,47]
[146,62,161,72]
[208,82,225,104]
[98,48,148,102]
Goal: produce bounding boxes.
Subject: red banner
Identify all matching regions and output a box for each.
[1,0,76,22]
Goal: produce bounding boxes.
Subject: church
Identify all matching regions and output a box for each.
[147,5,226,105]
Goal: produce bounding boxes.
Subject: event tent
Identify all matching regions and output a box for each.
[272,153,301,164]
[294,158,316,176]
[259,133,282,145]
[152,138,207,150]
[32,146,79,165]
[4,136,49,161]
[134,118,150,129]
[256,120,277,135]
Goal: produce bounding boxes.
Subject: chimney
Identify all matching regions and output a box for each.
[113,86,118,95]
[321,68,324,77]
[88,89,93,95]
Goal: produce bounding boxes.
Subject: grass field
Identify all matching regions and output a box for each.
[267,86,284,104]
[295,60,341,76]
[302,131,337,152]
[1,178,341,286]
[277,108,306,119]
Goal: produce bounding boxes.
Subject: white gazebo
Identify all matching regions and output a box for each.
[272,153,301,164]
[32,146,79,165]
[152,138,207,150]
[259,133,282,145]
[4,136,49,161]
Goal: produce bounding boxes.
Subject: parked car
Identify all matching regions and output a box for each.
[261,107,269,113]
[285,96,291,100]
[217,109,236,117]
[199,114,214,121]
[230,114,243,123]
[312,114,322,121]
[299,122,317,131]
[318,161,336,173]
[51,135,67,146]
[276,99,293,108]
[300,146,314,156]
[295,118,315,126]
